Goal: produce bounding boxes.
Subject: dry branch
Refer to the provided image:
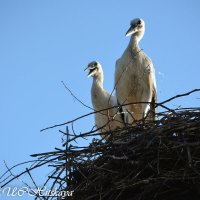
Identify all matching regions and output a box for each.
[1,89,200,200]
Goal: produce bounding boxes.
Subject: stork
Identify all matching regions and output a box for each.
[115,18,157,124]
[85,61,124,139]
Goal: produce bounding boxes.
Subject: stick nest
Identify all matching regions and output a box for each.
[1,90,200,200]
[68,108,200,200]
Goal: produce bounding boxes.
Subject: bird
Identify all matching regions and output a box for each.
[115,18,157,124]
[85,61,124,139]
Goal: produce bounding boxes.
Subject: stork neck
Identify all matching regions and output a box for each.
[129,36,141,53]
[92,74,103,89]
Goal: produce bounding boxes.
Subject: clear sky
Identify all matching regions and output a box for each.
[0,0,200,199]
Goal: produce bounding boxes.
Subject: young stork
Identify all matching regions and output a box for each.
[85,61,124,139]
[115,18,157,124]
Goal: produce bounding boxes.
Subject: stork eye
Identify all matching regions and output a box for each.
[138,20,141,25]
[93,62,97,66]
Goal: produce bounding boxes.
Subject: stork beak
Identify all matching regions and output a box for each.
[84,65,93,77]
[87,72,93,78]
[125,25,138,37]
[84,66,90,72]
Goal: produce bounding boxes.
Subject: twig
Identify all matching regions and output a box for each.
[61,81,93,110]
[41,89,200,132]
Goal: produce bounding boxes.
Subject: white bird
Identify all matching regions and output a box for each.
[85,61,124,139]
[115,18,157,124]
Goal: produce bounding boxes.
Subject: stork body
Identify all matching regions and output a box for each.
[85,61,124,139]
[115,18,157,124]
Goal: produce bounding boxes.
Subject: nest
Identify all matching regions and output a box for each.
[67,108,200,200]
[1,90,200,200]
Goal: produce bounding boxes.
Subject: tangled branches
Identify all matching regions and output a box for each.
[66,107,200,200]
[0,89,200,200]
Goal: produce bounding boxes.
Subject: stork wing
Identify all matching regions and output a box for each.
[152,83,158,113]
[149,67,158,121]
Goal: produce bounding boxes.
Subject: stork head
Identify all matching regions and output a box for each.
[84,61,102,78]
[125,18,145,40]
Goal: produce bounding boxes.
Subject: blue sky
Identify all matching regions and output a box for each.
[0,0,200,199]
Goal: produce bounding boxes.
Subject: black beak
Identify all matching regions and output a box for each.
[125,25,137,37]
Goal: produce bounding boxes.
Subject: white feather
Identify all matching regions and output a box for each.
[87,61,124,139]
[115,18,157,124]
